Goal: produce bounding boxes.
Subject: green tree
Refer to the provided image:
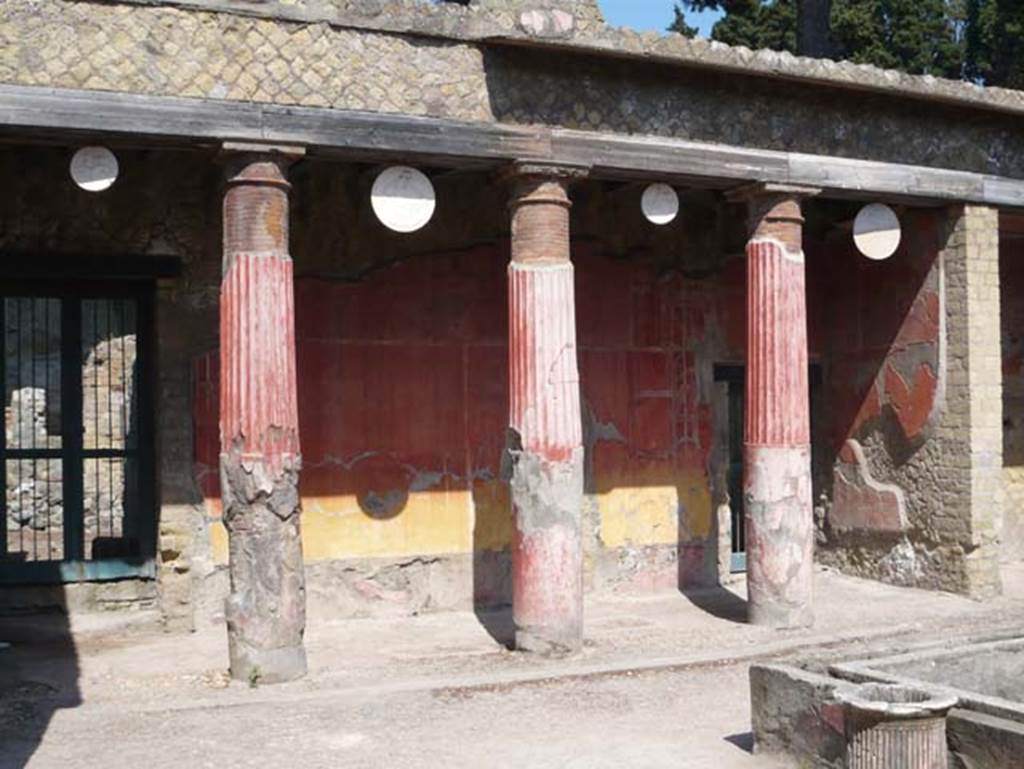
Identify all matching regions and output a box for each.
[669,4,699,36]
[670,0,797,52]
[830,0,963,78]
[670,0,963,79]
[966,0,1024,88]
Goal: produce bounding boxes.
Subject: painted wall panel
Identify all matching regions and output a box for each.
[193,246,745,573]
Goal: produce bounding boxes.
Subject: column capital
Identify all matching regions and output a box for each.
[220,142,306,188]
[729,182,820,250]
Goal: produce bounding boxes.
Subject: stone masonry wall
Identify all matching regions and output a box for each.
[818,206,1003,597]
[2,1,1024,178]
[0,145,221,624]
[907,206,1001,597]
[815,211,943,586]
[0,1,492,121]
[956,206,1004,594]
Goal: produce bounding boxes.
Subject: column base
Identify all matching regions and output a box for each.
[745,445,814,629]
[229,639,308,685]
[509,446,584,656]
[514,625,581,657]
[222,453,308,683]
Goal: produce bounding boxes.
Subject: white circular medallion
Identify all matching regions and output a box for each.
[70,146,119,192]
[371,166,437,233]
[641,183,680,226]
[854,203,902,261]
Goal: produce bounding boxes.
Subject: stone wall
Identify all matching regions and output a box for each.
[0,145,221,624]
[941,205,1003,596]
[816,206,1003,598]
[0,1,492,121]
[3,1,1024,179]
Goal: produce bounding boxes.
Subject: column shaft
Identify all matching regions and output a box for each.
[506,167,584,655]
[743,189,815,628]
[220,151,307,683]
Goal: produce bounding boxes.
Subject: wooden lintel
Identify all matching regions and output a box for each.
[1,83,1024,208]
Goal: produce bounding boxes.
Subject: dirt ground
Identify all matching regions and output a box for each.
[2,565,1023,769]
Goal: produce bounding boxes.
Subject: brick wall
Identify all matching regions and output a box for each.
[953,205,1003,595]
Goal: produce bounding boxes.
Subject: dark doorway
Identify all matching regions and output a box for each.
[0,282,156,585]
[714,363,824,573]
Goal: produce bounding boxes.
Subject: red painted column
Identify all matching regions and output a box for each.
[506,162,587,655]
[738,184,818,628]
[220,145,307,682]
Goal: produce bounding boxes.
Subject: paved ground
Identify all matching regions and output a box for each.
[2,564,1023,768]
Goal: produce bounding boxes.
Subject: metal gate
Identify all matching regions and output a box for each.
[0,283,156,584]
[715,363,823,575]
[714,365,747,573]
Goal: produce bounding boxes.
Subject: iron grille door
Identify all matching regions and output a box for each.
[714,365,747,574]
[0,284,156,584]
[715,363,824,575]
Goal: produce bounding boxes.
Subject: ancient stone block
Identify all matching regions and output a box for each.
[750,664,847,769]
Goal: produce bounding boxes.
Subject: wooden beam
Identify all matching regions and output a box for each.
[0,84,264,143]
[261,104,549,165]
[551,130,790,187]
[552,129,1019,208]
[0,83,544,166]
[2,83,1024,208]
[0,253,182,280]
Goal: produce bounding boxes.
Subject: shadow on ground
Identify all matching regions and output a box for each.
[473,605,515,649]
[681,585,749,624]
[0,597,80,769]
[723,731,755,753]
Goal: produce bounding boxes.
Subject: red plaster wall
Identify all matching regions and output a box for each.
[817,210,944,537]
[192,242,790,587]
[822,211,943,452]
[1001,228,1024,466]
[1000,222,1024,561]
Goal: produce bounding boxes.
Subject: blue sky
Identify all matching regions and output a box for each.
[597,0,720,37]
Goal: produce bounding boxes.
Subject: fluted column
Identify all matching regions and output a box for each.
[220,144,306,683]
[505,161,587,655]
[734,183,818,628]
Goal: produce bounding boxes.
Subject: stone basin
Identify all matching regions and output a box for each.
[750,637,1024,769]
[831,636,1024,724]
[835,683,958,720]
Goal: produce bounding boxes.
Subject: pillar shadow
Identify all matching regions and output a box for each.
[0,585,81,768]
[723,732,755,753]
[680,584,749,624]
[471,463,514,649]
